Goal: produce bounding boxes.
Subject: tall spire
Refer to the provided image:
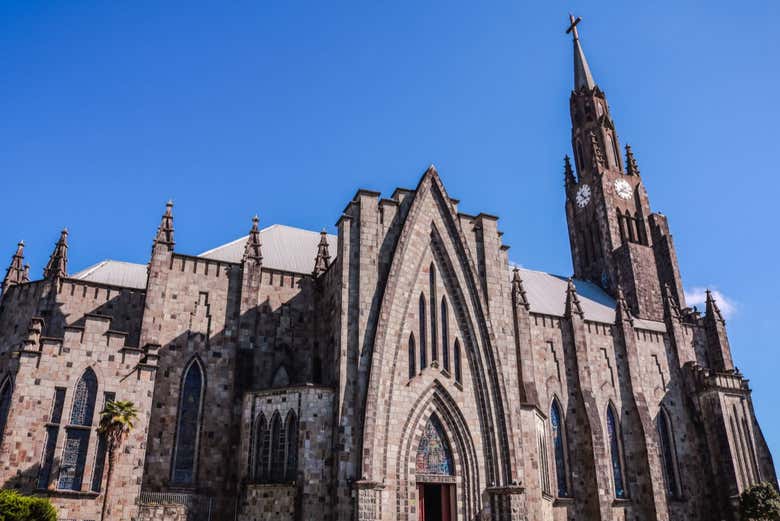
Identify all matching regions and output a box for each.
[43,229,68,280]
[154,200,175,251]
[566,14,596,91]
[313,229,331,277]
[2,241,28,293]
[243,215,263,265]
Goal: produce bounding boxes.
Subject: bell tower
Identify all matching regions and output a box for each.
[563,15,685,320]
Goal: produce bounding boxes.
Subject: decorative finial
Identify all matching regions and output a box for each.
[705,289,725,323]
[243,215,263,264]
[511,267,530,310]
[614,286,633,325]
[43,229,69,280]
[625,145,640,176]
[564,155,576,185]
[154,201,175,251]
[2,240,28,293]
[565,277,584,318]
[313,229,332,277]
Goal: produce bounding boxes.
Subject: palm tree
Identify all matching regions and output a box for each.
[97,399,139,521]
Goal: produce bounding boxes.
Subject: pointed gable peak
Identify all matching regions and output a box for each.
[564,277,584,318]
[43,228,68,280]
[154,200,175,251]
[3,240,28,292]
[313,228,332,277]
[567,13,596,91]
[243,215,263,265]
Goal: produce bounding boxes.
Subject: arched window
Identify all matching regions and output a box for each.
[58,368,98,490]
[172,359,204,485]
[657,408,680,497]
[272,365,290,388]
[269,412,285,482]
[285,411,298,481]
[408,333,416,379]
[453,339,462,384]
[430,265,438,363]
[419,294,427,370]
[607,404,627,499]
[253,414,269,482]
[635,214,647,245]
[550,399,570,497]
[70,367,97,426]
[0,377,12,444]
[441,298,449,373]
[416,414,453,476]
[626,211,637,243]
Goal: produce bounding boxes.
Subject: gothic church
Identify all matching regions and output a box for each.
[0,16,775,521]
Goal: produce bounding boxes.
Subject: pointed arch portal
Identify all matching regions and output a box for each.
[416,414,456,521]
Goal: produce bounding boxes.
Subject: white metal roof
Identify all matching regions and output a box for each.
[71,260,148,290]
[515,267,666,331]
[199,224,337,274]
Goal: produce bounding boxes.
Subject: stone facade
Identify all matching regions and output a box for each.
[0,18,776,521]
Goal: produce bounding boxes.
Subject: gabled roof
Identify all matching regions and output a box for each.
[199,224,337,274]
[71,260,148,290]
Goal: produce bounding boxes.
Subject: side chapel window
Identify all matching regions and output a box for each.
[408,334,416,379]
[171,359,204,485]
[550,399,570,497]
[253,409,298,483]
[0,377,12,444]
[657,408,681,498]
[58,368,98,490]
[607,404,627,499]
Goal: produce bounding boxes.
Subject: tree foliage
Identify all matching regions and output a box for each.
[0,489,57,521]
[740,482,780,521]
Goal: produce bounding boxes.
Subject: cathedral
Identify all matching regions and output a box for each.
[0,16,775,521]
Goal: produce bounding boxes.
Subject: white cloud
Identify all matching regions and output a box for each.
[685,287,737,319]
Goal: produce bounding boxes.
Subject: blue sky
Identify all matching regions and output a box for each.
[1,2,778,463]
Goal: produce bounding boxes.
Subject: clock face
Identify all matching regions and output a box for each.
[614,179,633,200]
[575,184,591,208]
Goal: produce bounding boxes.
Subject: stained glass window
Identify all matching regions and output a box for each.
[38,426,58,489]
[172,359,203,484]
[285,411,298,481]
[441,299,449,373]
[419,294,427,369]
[607,405,626,499]
[0,378,12,444]
[416,415,453,476]
[408,334,416,379]
[70,368,98,426]
[453,340,462,384]
[657,408,679,497]
[254,414,269,481]
[550,400,570,497]
[58,429,90,490]
[269,412,286,482]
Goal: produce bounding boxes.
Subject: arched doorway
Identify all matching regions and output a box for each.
[416,414,456,521]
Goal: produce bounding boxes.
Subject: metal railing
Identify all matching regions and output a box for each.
[137,491,215,521]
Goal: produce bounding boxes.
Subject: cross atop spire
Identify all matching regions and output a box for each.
[566,13,596,91]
